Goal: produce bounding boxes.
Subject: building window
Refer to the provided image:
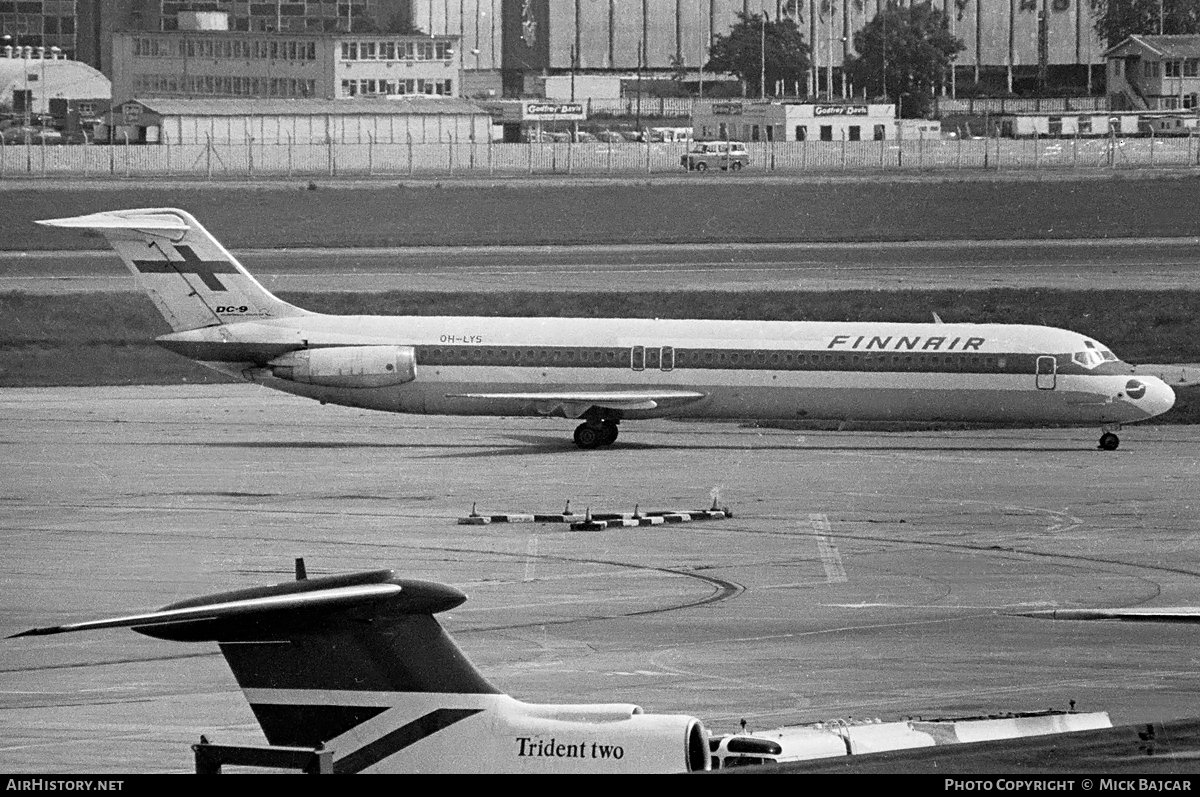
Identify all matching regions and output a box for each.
[848,125,860,141]
[873,124,885,140]
[750,124,760,141]
[795,125,806,140]
[1048,116,1062,135]
[1166,60,1181,78]
[1078,116,1092,134]
[820,125,832,141]
[1186,59,1199,77]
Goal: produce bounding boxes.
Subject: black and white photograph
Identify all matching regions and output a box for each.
[3,0,1200,778]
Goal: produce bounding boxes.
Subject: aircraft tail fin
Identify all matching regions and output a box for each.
[37,208,308,332]
[11,562,709,773]
[12,564,501,752]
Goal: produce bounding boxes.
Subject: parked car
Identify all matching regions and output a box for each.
[681,140,749,171]
[0,126,65,145]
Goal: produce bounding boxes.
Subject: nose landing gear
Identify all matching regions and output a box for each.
[573,420,619,449]
[1098,425,1121,451]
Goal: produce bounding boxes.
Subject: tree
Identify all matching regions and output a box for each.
[844,2,963,118]
[704,12,810,98]
[1091,0,1200,47]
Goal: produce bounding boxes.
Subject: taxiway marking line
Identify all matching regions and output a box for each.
[809,512,848,584]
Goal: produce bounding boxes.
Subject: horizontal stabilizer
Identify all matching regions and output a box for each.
[9,582,403,638]
[37,211,191,232]
[1019,606,1200,623]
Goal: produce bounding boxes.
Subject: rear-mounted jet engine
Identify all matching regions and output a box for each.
[269,345,416,389]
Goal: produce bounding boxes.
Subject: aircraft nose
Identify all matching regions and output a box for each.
[1129,377,1175,420]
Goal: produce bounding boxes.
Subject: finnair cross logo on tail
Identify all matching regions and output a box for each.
[133,245,238,291]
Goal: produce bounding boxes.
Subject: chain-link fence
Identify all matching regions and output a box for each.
[2,132,1197,178]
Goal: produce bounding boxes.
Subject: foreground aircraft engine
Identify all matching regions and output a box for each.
[268,345,416,388]
[10,563,710,774]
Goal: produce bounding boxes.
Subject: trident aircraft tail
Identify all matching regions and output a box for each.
[37,208,309,332]
[10,561,710,773]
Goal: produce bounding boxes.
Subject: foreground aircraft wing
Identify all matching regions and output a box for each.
[446,389,706,416]
[1019,606,1200,623]
[763,717,1200,774]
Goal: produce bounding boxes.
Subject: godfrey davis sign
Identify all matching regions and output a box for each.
[522,102,586,121]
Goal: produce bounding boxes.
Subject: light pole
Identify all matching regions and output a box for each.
[22,45,30,126]
[41,46,59,118]
[881,1,888,104]
[569,43,576,102]
[635,38,643,136]
[760,11,767,100]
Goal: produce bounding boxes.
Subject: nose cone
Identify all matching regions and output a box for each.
[1128,376,1175,420]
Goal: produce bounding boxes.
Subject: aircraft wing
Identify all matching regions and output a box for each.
[445,389,707,418]
[1020,606,1200,623]
[763,717,1200,774]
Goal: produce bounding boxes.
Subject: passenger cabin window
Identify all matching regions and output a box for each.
[631,346,645,371]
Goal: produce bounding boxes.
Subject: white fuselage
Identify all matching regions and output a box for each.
[168,313,1176,428]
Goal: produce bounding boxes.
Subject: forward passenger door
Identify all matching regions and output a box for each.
[1036,356,1057,390]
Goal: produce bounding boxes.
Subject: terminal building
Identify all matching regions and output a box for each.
[110,21,459,102]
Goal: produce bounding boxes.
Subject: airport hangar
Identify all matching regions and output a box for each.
[96,96,492,145]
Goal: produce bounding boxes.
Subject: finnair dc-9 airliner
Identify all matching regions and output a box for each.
[40,208,1175,450]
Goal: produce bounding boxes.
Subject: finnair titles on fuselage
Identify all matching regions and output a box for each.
[39,209,1175,450]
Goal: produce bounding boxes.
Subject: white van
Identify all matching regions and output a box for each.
[680,140,749,171]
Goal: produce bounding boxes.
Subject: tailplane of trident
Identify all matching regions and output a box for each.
[39,208,1176,450]
[10,561,710,773]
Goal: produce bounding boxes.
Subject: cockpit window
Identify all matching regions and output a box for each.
[1073,350,1104,368]
[1100,349,1118,362]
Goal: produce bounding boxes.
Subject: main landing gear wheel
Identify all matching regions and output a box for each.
[574,422,619,449]
[574,423,602,449]
[1099,432,1120,451]
[598,422,619,446]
